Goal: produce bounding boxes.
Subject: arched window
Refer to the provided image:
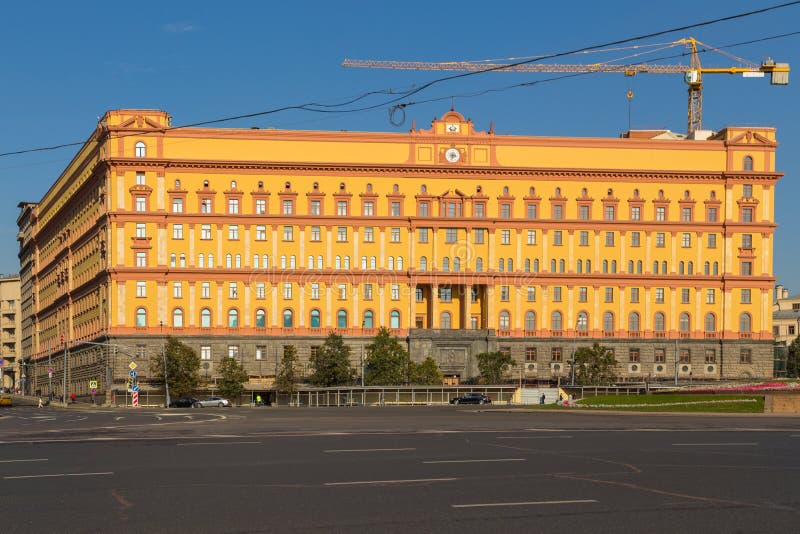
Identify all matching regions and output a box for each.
[173,308,183,328]
[310,309,321,328]
[559,259,565,273]
[611,260,616,274]
[442,257,449,271]
[453,257,460,271]
[508,258,514,272]
[661,261,667,275]
[135,307,147,327]
[678,261,685,275]
[499,258,504,272]
[387,256,395,270]
[713,262,719,275]
[335,256,342,269]
[687,261,693,275]
[370,256,376,270]
[440,312,451,329]
[337,310,348,329]
[476,258,483,272]
[390,310,400,329]
[308,255,314,269]
[361,256,368,270]
[419,256,427,271]
[628,260,634,274]
[577,260,583,274]
[577,311,588,331]
[679,312,690,332]
[654,312,665,332]
[208,253,214,267]
[743,155,754,171]
[739,313,752,333]
[534,259,540,273]
[362,310,373,329]
[255,309,266,328]
[316,256,323,269]
[525,311,536,331]
[283,309,293,328]
[524,259,531,272]
[653,261,659,274]
[551,311,563,332]
[198,253,205,268]
[135,141,146,158]
[637,261,642,274]
[396,257,403,270]
[603,312,614,332]
[704,313,716,332]
[228,309,239,327]
[226,254,233,268]
[499,311,510,329]
[584,259,590,273]
[602,260,608,274]
[201,308,212,328]
[550,259,556,272]
[628,312,640,332]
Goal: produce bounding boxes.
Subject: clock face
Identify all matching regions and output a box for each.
[446,123,460,133]
[445,148,461,163]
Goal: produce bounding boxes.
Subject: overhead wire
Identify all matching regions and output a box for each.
[0,1,798,158]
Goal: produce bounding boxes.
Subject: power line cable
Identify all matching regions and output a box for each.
[1,1,797,158]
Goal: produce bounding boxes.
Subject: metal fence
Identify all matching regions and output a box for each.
[273,386,520,407]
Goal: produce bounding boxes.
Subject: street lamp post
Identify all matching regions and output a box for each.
[160,321,170,408]
[63,338,68,404]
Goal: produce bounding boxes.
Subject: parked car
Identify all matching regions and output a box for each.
[169,396,198,408]
[0,393,12,407]
[193,397,232,408]
[450,392,492,405]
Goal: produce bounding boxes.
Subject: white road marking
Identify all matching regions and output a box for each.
[324,448,416,453]
[452,499,597,509]
[325,477,458,486]
[496,436,573,440]
[672,442,758,446]
[114,417,124,421]
[4,472,113,480]
[177,441,261,446]
[423,458,526,464]
[0,458,48,464]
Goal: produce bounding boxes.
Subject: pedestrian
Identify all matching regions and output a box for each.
[256,394,262,406]
[540,393,546,405]
[38,397,43,408]
[70,392,76,404]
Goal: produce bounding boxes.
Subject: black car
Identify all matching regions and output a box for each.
[169,396,199,408]
[450,392,492,405]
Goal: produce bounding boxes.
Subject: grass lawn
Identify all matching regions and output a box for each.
[574,394,765,413]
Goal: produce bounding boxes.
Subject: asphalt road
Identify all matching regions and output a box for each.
[1,405,799,533]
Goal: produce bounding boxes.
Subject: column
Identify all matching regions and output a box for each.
[431,284,439,328]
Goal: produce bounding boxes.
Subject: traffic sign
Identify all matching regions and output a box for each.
[0,356,4,367]
[48,367,53,374]
[89,380,98,390]
[129,370,137,378]
[132,385,139,392]
[129,362,137,370]
[91,388,97,394]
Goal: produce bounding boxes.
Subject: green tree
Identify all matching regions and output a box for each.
[276,345,300,394]
[409,356,444,385]
[150,337,201,398]
[476,351,515,384]
[365,327,411,385]
[309,332,354,386]
[217,356,249,403]
[787,335,800,378]
[573,342,618,385]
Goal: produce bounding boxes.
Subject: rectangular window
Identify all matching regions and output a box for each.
[446,202,460,218]
[526,230,537,245]
[229,282,238,299]
[707,233,716,248]
[741,289,751,304]
[391,284,400,300]
[201,282,210,299]
[705,349,716,364]
[578,287,587,303]
[743,184,753,198]
[742,234,752,249]
[707,207,717,222]
[552,286,562,302]
[282,199,293,215]
[552,231,563,246]
[681,233,691,248]
[439,287,452,302]
[172,197,183,213]
[228,345,239,359]
[604,205,615,221]
[579,231,589,246]
[419,201,429,217]
[655,232,665,247]
[136,172,146,185]
[200,346,211,360]
[579,205,589,220]
[681,288,690,304]
[444,228,457,244]
[338,284,347,300]
[135,223,146,238]
[310,226,321,241]
[474,202,486,218]
[629,349,640,363]
[363,201,374,216]
[740,349,752,364]
[680,349,690,364]
[500,204,511,219]
[363,227,374,242]
[742,208,753,223]
[525,347,537,362]
[656,206,666,221]
[135,252,147,267]
[309,283,319,300]
[655,288,664,303]
[630,287,639,303]
[604,287,613,303]
[337,201,348,216]
[172,224,183,239]
[390,228,401,243]
[418,228,429,243]
[706,289,715,304]
[200,199,212,213]
[551,348,562,362]
[364,284,373,300]
[654,348,666,363]
[256,199,267,215]
[500,229,511,245]
[473,229,485,244]
[525,203,536,219]
[283,283,292,299]
[500,286,510,302]
[631,232,640,247]
[135,197,146,212]
[605,232,614,247]
[228,198,239,214]
[415,288,423,303]
[136,281,146,297]
[256,283,265,299]
[255,346,266,360]
[173,282,182,298]
[527,287,536,302]
[681,207,692,222]
[741,262,753,276]
[631,206,641,221]
[391,202,401,216]
[201,224,212,240]
[310,200,320,215]
[337,227,347,242]
[253,225,266,241]
[283,226,293,241]
[228,225,239,240]
[552,205,563,220]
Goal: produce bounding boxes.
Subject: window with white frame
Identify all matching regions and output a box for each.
[526,230,536,245]
[136,223,146,238]
[255,225,267,241]
[135,252,147,267]
[283,226,293,241]
[256,283,265,299]
[283,283,292,299]
[173,224,183,239]
[228,225,239,240]
[201,282,210,299]
[229,282,238,299]
[390,228,401,243]
[200,346,211,360]
[255,199,266,214]
[201,224,212,240]
[136,281,146,297]
[173,282,182,298]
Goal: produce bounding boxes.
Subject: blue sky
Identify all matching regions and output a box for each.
[1,1,798,289]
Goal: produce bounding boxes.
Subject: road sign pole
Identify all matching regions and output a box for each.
[48,353,52,400]
[63,342,68,404]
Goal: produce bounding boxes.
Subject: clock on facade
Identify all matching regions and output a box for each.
[445,148,461,163]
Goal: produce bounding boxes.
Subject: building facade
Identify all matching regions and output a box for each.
[773,285,800,346]
[0,275,20,391]
[18,109,780,397]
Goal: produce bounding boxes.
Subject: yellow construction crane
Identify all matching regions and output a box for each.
[343,38,789,135]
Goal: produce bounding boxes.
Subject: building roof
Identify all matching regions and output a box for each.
[774,310,800,320]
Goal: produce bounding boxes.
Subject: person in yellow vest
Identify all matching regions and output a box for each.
[256,394,262,406]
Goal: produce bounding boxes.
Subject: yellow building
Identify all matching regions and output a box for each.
[0,274,20,391]
[18,109,781,397]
